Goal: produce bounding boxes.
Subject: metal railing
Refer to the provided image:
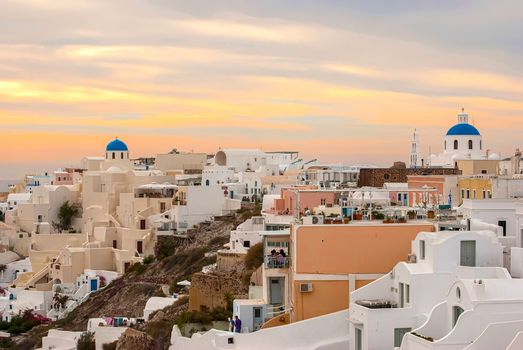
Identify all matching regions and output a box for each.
[265,256,290,269]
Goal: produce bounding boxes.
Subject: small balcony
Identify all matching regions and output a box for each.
[265,256,290,269]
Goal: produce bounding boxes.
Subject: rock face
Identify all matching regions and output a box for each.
[116,328,156,350]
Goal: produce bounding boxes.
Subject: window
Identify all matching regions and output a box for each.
[320,198,326,206]
[394,328,411,348]
[205,179,209,186]
[468,140,473,150]
[419,240,425,259]
[160,202,166,212]
[466,190,470,199]
[254,308,261,318]
[480,140,482,150]
[454,140,458,150]
[482,190,486,199]
[121,152,124,159]
[399,283,405,308]
[112,152,115,159]
[473,190,476,199]
[243,240,251,248]
[405,284,410,303]
[461,189,465,198]
[456,287,461,300]
[498,220,507,236]
[384,173,390,180]
[481,169,487,174]
[355,327,362,350]
[444,140,447,149]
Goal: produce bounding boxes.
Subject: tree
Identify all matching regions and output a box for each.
[53,292,69,309]
[244,242,264,270]
[54,201,79,232]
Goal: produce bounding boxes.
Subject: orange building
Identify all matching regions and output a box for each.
[261,221,435,323]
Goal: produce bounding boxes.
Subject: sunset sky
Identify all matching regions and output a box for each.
[1,0,523,179]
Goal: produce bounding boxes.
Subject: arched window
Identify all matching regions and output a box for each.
[112,152,115,159]
[205,179,210,186]
[480,140,482,150]
[454,140,458,150]
[444,140,447,149]
[468,140,473,150]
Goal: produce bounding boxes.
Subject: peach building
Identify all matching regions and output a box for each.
[261,221,435,324]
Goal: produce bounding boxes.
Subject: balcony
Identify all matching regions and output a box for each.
[265,256,290,269]
[355,299,397,309]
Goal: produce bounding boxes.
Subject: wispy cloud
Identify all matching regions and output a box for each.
[0,0,522,179]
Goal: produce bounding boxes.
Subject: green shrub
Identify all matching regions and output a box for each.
[143,255,155,265]
[127,262,146,274]
[155,238,175,260]
[77,331,96,350]
[374,212,385,220]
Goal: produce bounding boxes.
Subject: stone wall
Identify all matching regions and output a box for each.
[216,252,245,273]
[188,272,247,312]
[358,167,461,187]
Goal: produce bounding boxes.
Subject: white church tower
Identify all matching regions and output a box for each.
[410,129,421,168]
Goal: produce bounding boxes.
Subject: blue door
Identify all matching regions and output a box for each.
[90,279,98,291]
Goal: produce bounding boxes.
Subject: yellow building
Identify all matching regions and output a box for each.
[456,159,500,176]
[458,176,492,204]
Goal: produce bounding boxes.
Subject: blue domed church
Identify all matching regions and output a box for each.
[410,110,495,168]
[105,138,129,160]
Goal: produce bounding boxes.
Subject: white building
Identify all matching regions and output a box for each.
[349,229,504,350]
[227,215,291,254]
[6,193,31,211]
[144,296,178,320]
[170,309,349,350]
[459,199,520,239]
[401,279,523,350]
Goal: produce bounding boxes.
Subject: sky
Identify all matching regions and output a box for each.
[1,0,523,180]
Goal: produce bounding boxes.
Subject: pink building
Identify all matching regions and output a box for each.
[53,168,81,185]
[274,187,337,215]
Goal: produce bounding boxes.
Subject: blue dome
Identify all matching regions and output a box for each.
[106,138,128,151]
[446,123,480,136]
